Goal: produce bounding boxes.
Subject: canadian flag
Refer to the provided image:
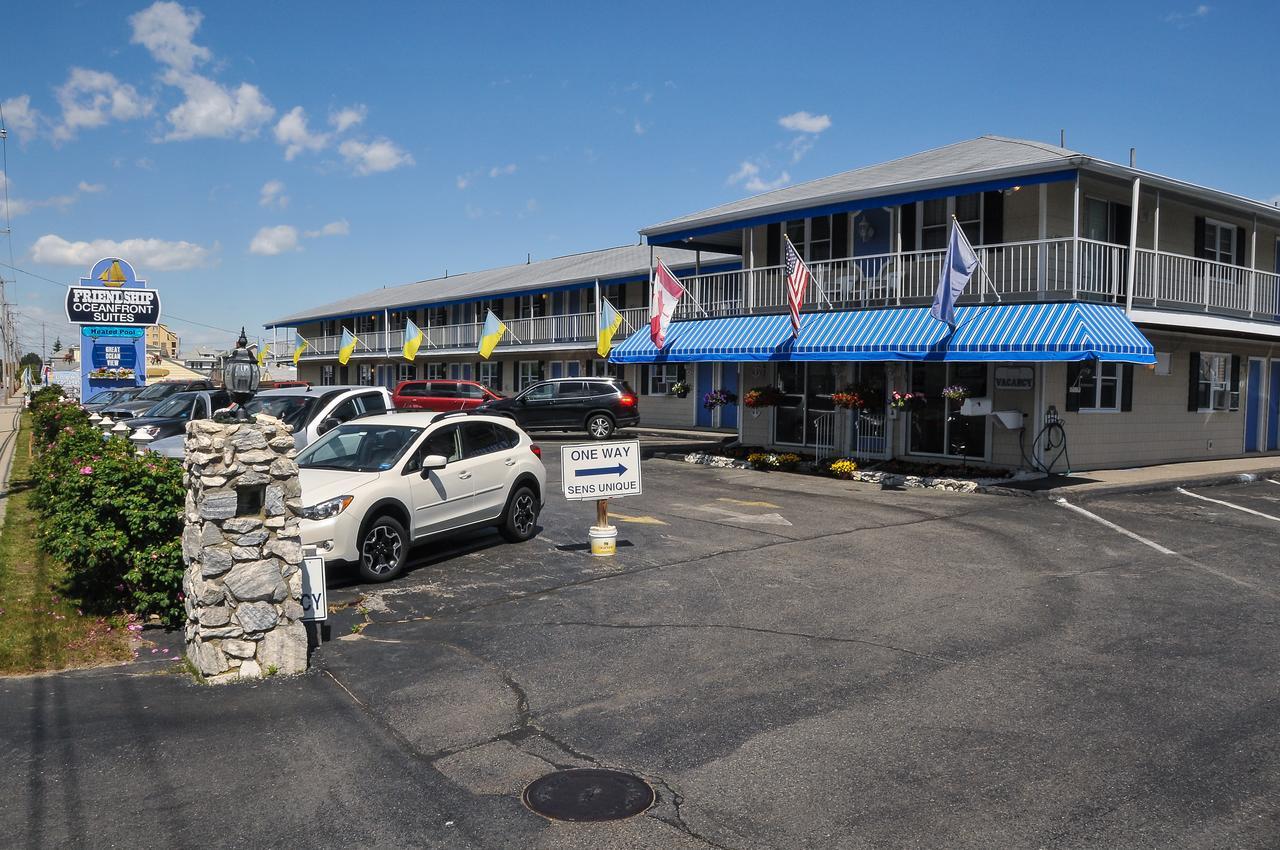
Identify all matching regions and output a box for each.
[649,259,685,349]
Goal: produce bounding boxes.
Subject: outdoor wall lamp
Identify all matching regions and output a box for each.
[221,327,261,418]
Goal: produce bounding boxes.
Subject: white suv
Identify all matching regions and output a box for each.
[296,411,546,582]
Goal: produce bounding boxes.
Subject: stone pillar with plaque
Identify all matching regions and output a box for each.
[181,414,308,683]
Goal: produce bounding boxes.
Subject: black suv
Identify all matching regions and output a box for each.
[480,377,639,439]
[100,379,214,420]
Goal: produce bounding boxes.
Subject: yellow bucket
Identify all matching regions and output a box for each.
[588,525,617,557]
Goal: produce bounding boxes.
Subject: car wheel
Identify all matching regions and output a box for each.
[586,413,615,439]
[499,485,540,542]
[358,515,409,582]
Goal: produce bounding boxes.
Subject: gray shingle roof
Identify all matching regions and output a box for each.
[642,136,1081,238]
[265,244,736,327]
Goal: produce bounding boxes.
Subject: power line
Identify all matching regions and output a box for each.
[0,259,242,336]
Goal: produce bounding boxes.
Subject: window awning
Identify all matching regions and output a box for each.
[610,302,1156,364]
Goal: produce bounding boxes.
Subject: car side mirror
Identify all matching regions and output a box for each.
[317,416,340,435]
[419,454,448,477]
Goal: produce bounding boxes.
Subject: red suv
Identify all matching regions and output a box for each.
[392,379,503,411]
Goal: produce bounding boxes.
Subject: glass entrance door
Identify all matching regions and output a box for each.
[773,363,839,446]
[908,362,989,459]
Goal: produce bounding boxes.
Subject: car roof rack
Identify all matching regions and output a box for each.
[430,410,484,423]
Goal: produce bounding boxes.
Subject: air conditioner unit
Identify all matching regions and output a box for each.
[959,397,992,416]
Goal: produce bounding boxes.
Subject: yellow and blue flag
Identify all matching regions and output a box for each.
[337,327,359,365]
[477,310,506,360]
[257,343,271,368]
[402,318,424,361]
[292,332,310,366]
[597,297,622,358]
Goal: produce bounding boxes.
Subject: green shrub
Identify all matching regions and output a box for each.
[34,424,187,626]
[30,396,90,450]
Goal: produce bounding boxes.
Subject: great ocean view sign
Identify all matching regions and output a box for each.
[68,258,160,401]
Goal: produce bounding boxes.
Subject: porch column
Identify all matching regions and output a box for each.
[894,207,903,306]
[746,229,755,314]
[1071,174,1080,299]
[1038,184,1048,298]
[1153,191,1161,307]
[1124,177,1140,314]
[1250,215,1258,317]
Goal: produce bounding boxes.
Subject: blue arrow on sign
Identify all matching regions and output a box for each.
[575,463,627,477]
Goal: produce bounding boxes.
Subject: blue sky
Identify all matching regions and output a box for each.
[1,0,1275,354]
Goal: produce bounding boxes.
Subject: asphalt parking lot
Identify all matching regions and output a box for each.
[3,442,1279,849]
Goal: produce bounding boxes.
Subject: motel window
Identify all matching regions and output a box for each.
[449,363,473,381]
[517,295,547,319]
[355,315,376,334]
[397,363,416,383]
[387,310,409,331]
[518,360,543,391]
[425,362,446,380]
[645,364,683,395]
[1190,352,1239,412]
[920,194,981,251]
[1202,219,1236,265]
[358,363,373,386]
[1067,361,1133,413]
[784,215,845,262]
[425,307,449,327]
[321,365,335,386]
[592,359,619,378]
[478,361,502,391]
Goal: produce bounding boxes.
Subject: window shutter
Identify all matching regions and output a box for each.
[900,203,917,252]
[640,365,650,395]
[1120,364,1134,412]
[1230,355,1241,410]
[832,212,850,259]
[1065,361,1083,412]
[1193,217,1206,259]
[569,290,580,314]
[1235,228,1248,267]
[536,361,545,381]
[496,361,504,391]
[766,224,781,266]
[677,365,687,384]
[1112,204,1131,247]
[982,192,1004,244]
[1187,352,1201,411]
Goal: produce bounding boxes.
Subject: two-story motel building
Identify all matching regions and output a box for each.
[270,136,1280,471]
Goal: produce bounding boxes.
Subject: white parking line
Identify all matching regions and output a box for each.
[1177,487,1280,523]
[1054,498,1177,555]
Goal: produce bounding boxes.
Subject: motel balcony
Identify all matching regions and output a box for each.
[299,306,652,360]
[669,237,1280,323]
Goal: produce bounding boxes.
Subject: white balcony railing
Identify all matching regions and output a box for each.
[300,238,1280,360]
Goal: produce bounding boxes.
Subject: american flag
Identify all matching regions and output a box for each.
[784,235,811,337]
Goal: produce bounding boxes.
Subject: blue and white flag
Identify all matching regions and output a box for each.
[929,220,981,329]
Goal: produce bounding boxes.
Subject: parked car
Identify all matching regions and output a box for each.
[83,386,144,414]
[392,379,502,411]
[100,379,214,421]
[297,411,545,582]
[479,377,638,439]
[119,390,232,443]
[147,385,394,458]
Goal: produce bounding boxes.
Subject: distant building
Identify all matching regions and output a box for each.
[146,324,180,358]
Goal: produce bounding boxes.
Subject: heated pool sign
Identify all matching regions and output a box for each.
[561,440,642,501]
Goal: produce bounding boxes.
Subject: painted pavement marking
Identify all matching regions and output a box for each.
[1054,498,1177,555]
[1177,487,1280,523]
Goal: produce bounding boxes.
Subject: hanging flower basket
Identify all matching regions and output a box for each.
[941,384,971,402]
[743,386,785,409]
[669,381,690,398]
[889,390,927,410]
[831,391,864,410]
[702,388,738,410]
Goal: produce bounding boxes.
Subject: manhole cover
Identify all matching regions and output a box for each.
[522,769,655,822]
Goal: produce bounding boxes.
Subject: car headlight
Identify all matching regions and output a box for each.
[299,495,354,521]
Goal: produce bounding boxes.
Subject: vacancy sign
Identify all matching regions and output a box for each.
[300,556,327,621]
[561,440,642,501]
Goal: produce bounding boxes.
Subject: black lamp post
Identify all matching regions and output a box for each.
[222,327,260,418]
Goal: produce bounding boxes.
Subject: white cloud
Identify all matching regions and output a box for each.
[456,173,473,190]
[633,119,647,135]
[778,111,831,134]
[726,161,760,185]
[52,68,153,142]
[159,71,275,141]
[788,134,817,163]
[488,163,517,178]
[258,179,288,209]
[339,137,414,175]
[304,219,349,238]
[31,233,213,270]
[77,181,105,193]
[1,172,103,218]
[248,225,299,256]
[129,1,212,72]
[328,104,366,133]
[1165,4,1210,25]
[273,106,329,159]
[746,171,790,192]
[1,95,41,140]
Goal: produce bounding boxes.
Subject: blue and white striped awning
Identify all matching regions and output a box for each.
[610,302,1155,364]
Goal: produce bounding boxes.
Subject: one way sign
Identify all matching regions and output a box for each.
[561,440,642,501]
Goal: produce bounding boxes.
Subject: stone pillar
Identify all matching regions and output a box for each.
[181,414,307,683]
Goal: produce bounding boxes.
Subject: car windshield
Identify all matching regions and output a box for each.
[147,395,196,418]
[245,395,317,430]
[87,390,120,404]
[297,424,422,472]
[136,383,180,401]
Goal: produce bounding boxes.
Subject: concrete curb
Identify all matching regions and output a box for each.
[981,470,1276,501]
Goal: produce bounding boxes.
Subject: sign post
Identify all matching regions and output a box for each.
[65,258,162,402]
[560,439,642,557]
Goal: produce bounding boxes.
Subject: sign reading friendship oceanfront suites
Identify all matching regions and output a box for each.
[66,258,162,400]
